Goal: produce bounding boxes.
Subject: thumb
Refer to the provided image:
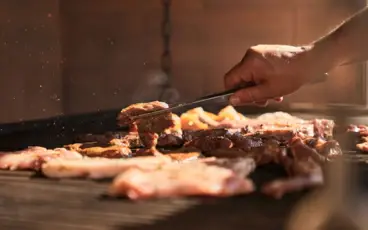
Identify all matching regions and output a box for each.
[229,85,272,106]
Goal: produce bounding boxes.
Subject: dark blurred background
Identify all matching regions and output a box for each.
[0,0,367,124]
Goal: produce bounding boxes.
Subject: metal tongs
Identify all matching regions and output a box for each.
[130,81,257,121]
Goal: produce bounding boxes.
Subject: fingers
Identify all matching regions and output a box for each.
[254,100,269,107]
[224,61,253,90]
[230,85,272,106]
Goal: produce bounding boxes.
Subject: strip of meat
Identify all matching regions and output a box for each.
[118,101,178,151]
[108,162,254,199]
[184,136,233,152]
[261,173,323,199]
[41,156,172,179]
[65,143,132,158]
[76,131,183,149]
[0,147,82,171]
[303,137,342,160]
[261,137,324,199]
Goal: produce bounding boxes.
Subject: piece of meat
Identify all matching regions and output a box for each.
[262,137,324,199]
[0,147,83,171]
[182,129,238,142]
[357,142,368,152]
[311,119,335,138]
[75,132,140,148]
[117,101,169,126]
[206,148,252,159]
[118,101,177,149]
[205,133,285,166]
[157,130,184,147]
[65,143,132,158]
[42,156,172,179]
[261,173,323,199]
[180,107,218,130]
[76,130,184,149]
[166,152,202,162]
[134,146,163,157]
[227,132,263,150]
[303,137,342,160]
[204,157,256,178]
[217,105,248,122]
[184,136,233,152]
[108,162,255,199]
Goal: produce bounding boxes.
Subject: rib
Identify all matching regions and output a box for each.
[41,156,172,179]
[108,162,255,199]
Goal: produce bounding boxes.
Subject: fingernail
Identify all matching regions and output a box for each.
[230,96,240,105]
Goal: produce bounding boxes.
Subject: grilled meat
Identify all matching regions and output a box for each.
[262,137,324,199]
[0,147,82,171]
[204,157,256,178]
[42,156,172,179]
[65,143,132,158]
[76,131,183,149]
[117,101,169,127]
[184,136,234,152]
[180,107,219,130]
[303,137,342,160]
[108,162,255,199]
[117,101,179,152]
[217,105,248,122]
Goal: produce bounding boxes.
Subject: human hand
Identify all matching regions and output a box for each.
[224,44,326,106]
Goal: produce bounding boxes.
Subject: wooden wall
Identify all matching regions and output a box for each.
[0,0,366,123]
[0,0,62,123]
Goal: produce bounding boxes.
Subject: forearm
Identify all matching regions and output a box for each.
[308,6,368,72]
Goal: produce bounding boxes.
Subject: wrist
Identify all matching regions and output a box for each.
[294,44,339,84]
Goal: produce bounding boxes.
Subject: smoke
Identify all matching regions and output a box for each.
[132,70,180,103]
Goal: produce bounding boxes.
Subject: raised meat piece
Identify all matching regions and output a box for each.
[117,101,177,153]
[42,156,172,179]
[108,162,255,199]
[0,147,82,171]
[117,101,169,127]
[262,137,324,199]
[65,143,132,158]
